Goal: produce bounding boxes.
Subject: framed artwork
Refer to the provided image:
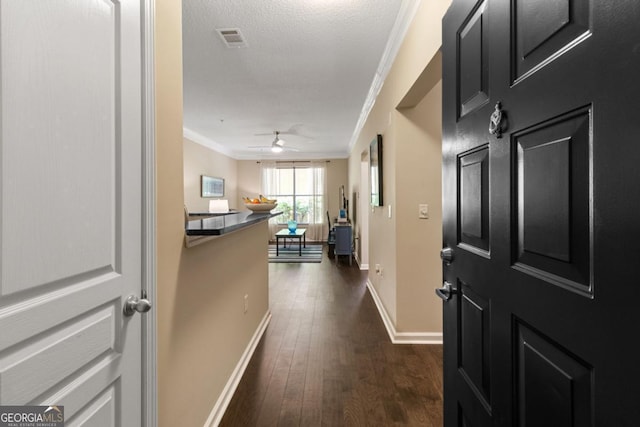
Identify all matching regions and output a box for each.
[370,134,383,206]
[201,175,224,198]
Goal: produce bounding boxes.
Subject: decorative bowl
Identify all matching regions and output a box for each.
[245,202,277,212]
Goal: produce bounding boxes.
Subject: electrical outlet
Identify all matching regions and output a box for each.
[244,294,249,313]
[375,264,383,276]
[419,204,429,219]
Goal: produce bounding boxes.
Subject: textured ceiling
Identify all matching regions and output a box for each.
[182,0,417,160]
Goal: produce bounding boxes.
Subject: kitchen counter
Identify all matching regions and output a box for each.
[185,210,281,247]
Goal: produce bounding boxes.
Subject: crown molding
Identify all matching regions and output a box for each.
[348,0,422,153]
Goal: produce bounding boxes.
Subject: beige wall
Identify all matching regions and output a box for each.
[237,160,261,207]
[326,159,349,219]
[348,0,451,334]
[395,81,443,332]
[183,138,239,212]
[156,2,270,426]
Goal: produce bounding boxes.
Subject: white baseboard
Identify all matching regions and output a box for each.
[359,263,369,271]
[203,310,272,427]
[354,254,369,270]
[366,279,443,345]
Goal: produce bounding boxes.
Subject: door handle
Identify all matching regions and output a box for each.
[435,281,455,301]
[440,247,454,264]
[123,290,152,316]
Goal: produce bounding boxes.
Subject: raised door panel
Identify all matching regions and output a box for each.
[512,0,591,82]
[458,1,489,117]
[511,107,592,296]
[0,306,116,402]
[515,322,593,426]
[67,386,117,427]
[458,146,490,256]
[1,0,119,294]
[458,283,491,410]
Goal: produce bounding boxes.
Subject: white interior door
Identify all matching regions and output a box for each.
[0,1,146,425]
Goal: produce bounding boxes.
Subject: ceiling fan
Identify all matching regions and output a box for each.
[248,131,299,153]
[254,124,312,140]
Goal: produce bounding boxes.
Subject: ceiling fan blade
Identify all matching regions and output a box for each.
[254,128,311,138]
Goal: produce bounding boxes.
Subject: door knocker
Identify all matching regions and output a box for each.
[489,101,506,138]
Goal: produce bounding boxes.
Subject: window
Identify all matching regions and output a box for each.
[262,165,325,224]
[262,162,327,241]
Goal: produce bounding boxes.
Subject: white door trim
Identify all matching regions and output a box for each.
[142,1,157,426]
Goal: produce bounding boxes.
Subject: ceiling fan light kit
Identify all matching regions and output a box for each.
[248,130,298,153]
[272,132,285,152]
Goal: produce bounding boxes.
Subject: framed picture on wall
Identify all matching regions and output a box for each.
[201,175,224,198]
[370,134,383,206]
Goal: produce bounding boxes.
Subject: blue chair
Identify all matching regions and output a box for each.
[327,211,335,258]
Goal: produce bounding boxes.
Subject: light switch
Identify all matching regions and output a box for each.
[388,204,392,218]
[419,204,429,219]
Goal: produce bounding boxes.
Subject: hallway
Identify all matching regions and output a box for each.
[220,250,443,426]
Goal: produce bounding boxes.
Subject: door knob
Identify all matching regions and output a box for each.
[435,281,455,301]
[123,291,152,316]
[440,247,454,264]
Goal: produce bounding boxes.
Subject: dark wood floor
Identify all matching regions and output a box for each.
[220,249,443,426]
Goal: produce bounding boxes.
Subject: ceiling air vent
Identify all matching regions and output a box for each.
[216,28,247,48]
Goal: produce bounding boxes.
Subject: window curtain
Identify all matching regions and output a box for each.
[308,161,328,241]
[260,161,279,239]
[261,161,327,242]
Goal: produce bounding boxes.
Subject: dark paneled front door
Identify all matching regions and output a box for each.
[441,0,640,425]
